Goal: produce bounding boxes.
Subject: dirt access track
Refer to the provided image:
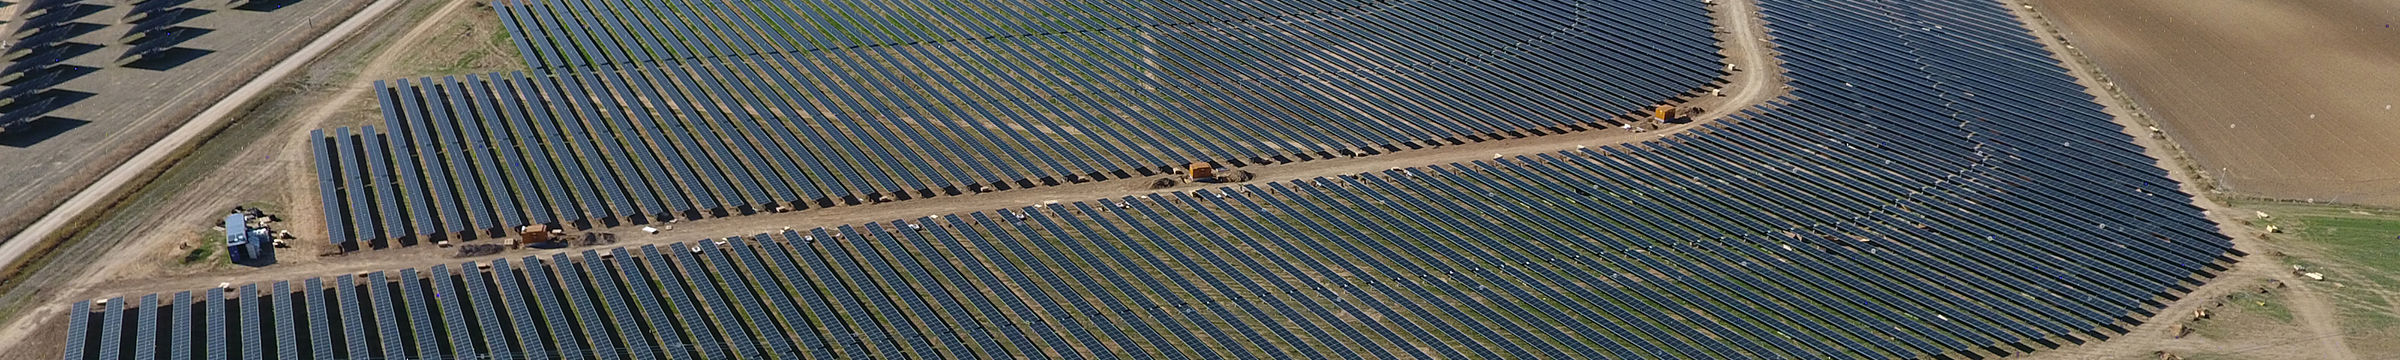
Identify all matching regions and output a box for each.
[2028,0,2400,207]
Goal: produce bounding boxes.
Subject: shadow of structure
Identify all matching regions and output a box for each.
[232,0,296,12]
[0,116,91,147]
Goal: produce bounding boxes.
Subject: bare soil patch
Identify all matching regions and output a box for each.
[392,0,525,76]
[2028,0,2400,207]
[2009,0,2400,358]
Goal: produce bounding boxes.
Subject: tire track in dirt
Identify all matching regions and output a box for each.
[2281,280,2360,360]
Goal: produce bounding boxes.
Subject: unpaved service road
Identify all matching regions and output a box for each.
[2028,0,2400,206]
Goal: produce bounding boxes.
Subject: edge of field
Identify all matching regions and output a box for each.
[2007,0,2400,358]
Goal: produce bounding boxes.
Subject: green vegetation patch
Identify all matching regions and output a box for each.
[2242,202,2400,332]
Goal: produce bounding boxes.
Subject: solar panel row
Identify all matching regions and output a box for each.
[317,0,1723,246]
[65,0,2232,358]
[63,153,2223,357]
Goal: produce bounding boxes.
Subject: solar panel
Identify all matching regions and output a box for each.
[519,256,582,359]
[393,78,468,235]
[489,258,550,360]
[639,244,717,360]
[312,130,349,246]
[828,226,946,359]
[240,284,263,360]
[855,225,982,359]
[361,126,409,239]
[63,301,90,360]
[463,261,516,359]
[756,231,851,359]
[428,76,497,231]
[706,237,796,356]
[335,127,377,244]
[364,272,407,360]
[430,264,480,359]
[133,294,160,360]
[377,81,438,239]
[671,242,762,358]
[582,250,661,360]
[796,228,889,358]
[205,287,227,360]
[495,75,586,223]
[398,268,444,360]
[88,297,123,360]
[338,275,371,360]
[167,291,194,360]
[306,279,334,360]
[458,75,535,227]
[325,0,1731,241]
[559,72,675,216]
[274,282,299,360]
[551,253,618,359]
[519,71,637,218]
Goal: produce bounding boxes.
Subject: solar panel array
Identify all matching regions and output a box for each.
[65,0,2237,358]
[312,0,1724,246]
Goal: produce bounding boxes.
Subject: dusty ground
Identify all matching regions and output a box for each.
[2008,0,2398,359]
[392,1,521,76]
[2026,0,2400,208]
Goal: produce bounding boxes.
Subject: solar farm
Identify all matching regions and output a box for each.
[25,0,2285,357]
[312,0,1723,246]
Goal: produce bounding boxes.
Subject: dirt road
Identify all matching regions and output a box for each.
[1707,0,1783,118]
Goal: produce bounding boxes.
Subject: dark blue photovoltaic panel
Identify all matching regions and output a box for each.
[320,0,1725,244]
[78,1,2241,358]
[491,259,550,360]
[551,253,617,359]
[204,287,225,360]
[338,275,370,360]
[313,130,349,246]
[398,268,442,360]
[463,261,516,359]
[63,301,90,360]
[96,298,123,360]
[133,294,159,360]
[640,245,713,360]
[521,255,582,359]
[379,80,443,238]
[336,127,376,244]
[368,271,407,360]
[274,282,299,360]
[430,264,478,359]
[361,126,409,238]
[306,279,334,360]
[241,285,263,360]
[170,291,192,360]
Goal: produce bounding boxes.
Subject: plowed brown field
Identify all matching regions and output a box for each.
[2031,0,2400,206]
